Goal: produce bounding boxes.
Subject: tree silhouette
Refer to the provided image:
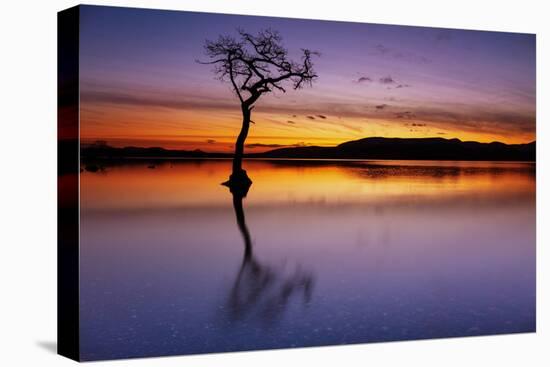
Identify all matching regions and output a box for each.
[199,29,318,189]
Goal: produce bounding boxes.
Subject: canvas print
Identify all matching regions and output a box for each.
[58,5,536,361]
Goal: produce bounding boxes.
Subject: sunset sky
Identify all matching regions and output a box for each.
[79,5,536,152]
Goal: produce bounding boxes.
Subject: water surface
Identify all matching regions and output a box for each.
[79,159,535,360]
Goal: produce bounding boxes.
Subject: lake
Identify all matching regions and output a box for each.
[79,159,536,360]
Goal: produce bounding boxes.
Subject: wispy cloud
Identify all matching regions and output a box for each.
[245,143,286,148]
[81,89,235,111]
[371,44,431,64]
[395,111,416,119]
[374,44,390,54]
[245,142,308,149]
[397,106,536,136]
[379,76,396,84]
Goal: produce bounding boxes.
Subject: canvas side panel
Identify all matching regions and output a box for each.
[57,5,80,362]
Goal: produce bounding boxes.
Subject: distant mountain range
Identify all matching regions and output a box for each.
[261,137,536,161]
[81,137,536,162]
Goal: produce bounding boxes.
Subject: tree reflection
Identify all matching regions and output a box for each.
[224,181,315,325]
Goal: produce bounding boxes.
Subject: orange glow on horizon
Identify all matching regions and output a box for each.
[80,103,535,153]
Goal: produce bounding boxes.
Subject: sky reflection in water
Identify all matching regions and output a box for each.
[79,159,535,360]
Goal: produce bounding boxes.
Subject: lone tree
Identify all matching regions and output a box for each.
[199,29,318,189]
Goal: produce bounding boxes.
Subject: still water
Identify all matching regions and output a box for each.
[79,159,535,360]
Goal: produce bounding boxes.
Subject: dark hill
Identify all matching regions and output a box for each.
[80,137,535,162]
[80,144,230,159]
[261,137,535,161]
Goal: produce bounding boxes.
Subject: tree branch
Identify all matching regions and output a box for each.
[199,29,319,109]
[227,54,243,103]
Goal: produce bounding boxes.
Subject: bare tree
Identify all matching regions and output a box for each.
[199,29,318,188]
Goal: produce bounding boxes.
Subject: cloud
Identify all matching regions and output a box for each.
[81,89,235,111]
[82,84,534,140]
[287,120,296,124]
[395,111,416,119]
[339,123,363,133]
[356,76,372,83]
[354,75,410,89]
[246,143,286,148]
[246,142,308,149]
[379,76,396,84]
[316,114,327,119]
[374,44,390,54]
[206,139,216,144]
[372,44,431,64]
[399,106,536,137]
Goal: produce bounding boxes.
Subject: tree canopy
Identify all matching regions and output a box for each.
[200,29,319,107]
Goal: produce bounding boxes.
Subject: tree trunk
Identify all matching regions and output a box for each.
[233,104,251,175]
[223,103,253,191]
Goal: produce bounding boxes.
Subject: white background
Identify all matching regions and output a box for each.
[0,0,548,365]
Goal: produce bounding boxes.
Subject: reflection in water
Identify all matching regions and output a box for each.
[80,159,534,210]
[78,159,535,360]
[226,182,314,325]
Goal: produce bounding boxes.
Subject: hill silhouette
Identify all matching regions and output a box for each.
[262,137,535,161]
[81,137,535,162]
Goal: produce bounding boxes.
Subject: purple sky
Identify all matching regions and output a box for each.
[79,5,536,149]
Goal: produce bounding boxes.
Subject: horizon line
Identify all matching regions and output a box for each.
[80,135,537,154]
